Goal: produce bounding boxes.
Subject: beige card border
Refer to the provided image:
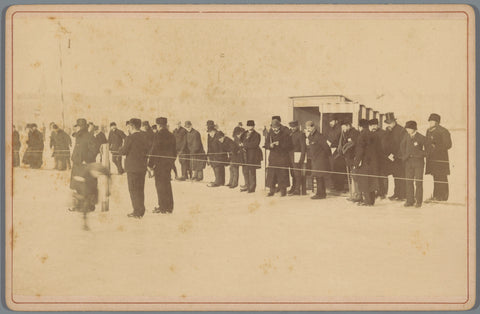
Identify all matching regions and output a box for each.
[4,4,476,311]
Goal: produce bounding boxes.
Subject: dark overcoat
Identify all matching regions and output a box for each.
[289,129,306,165]
[306,129,331,178]
[354,129,379,193]
[338,127,359,168]
[51,129,71,158]
[185,128,207,171]
[425,125,452,176]
[241,130,262,168]
[221,136,243,165]
[267,128,292,167]
[208,131,228,167]
[147,128,176,174]
[70,128,97,190]
[371,128,392,176]
[108,129,126,156]
[173,127,188,154]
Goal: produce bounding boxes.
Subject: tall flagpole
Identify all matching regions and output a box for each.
[58,39,65,129]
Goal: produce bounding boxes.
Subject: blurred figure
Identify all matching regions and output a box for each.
[50,124,72,171]
[23,123,44,169]
[425,113,452,202]
[173,121,189,180]
[402,120,426,208]
[239,120,262,193]
[13,125,21,167]
[305,121,330,199]
[94,125,108,162]
[185,121,207,181]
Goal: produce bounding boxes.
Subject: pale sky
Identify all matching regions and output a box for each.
[11,13,468,132]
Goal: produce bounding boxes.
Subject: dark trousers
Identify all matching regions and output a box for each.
[267,167,290,190]
[405,159,424,205]
[363,191,376,205]
[112,155,124,174]
[179,155,190,178]
[331,157,347,191]
[193,169,203,181]
[432,174,449,201]
[127,171,146,217]
[242,166,257,192]
[290,162,306,194]
[13,152,20,167]
[154,168,174,211]
[54,156,68,171]
[229,165,239,187]
[212,166,225,185]
[378,177,388,197]
[392,158,406,199]
[313,176,326,197]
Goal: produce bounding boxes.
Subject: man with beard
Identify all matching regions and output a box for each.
[69,118,98,212]
[305,121,331,199]
[185,121,207,181]
[173,121,190,180]
[13,125,21,167]
[50,124,72,171]
[353,119,379,206]
[266,119,293,196]
[207,122,228,187]
[240,120,262,193]
[288,120,306,195]
[383,112,408,201]
[108,122,126,174]
[368,118,390,199]
[23,123,44,169]
[120,118,150,218]
[425,113,452,202]
[148,117,177,214]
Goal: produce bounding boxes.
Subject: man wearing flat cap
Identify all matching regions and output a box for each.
[239,120,263,193]
[148,117,177,214]
[401,121,426,207]
[425,113,452,202]
[383,112,408,201]
[119,118,150,218]
[108,122,126,174]
[369,118,390,199]
[288,120,306,195]
[266,119,293,196]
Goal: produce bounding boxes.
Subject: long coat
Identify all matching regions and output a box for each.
[289,129,306,165]
[173,127,188,154]
[354,129,379,193]
[339,127,359,168]
[221,136,243,165]
[208,131,228,167]
[241,130,263,168]
[371,128,391,175]
[51,129,71,158]
[148,128,177,174]
[306,129,331,178]
[425,125,452,176]
[267,128,292,167]
[108,129,126,156]
[70,128,97,190]
[185,128,207,171]
[120,131,150,173]
[23,129,44,167]
[384,123,408,160]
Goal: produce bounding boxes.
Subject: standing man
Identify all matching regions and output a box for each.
[288,120,306,195]
[50,124,72,171]
[266,119,292,196]
[338,120,360,202]
[173,121,190,180]
[69,118,98,212]
[305,121,331,200]
[402,121,426,207]
[13,125,21,167]
[219,132,242,189]
[148,117,177,214]
[108,122,126,175]
[383,112,408,201]
[207,123,227,187]
[369,118,390,199]
[425,113,452,202]
[141,121,155,148]
[119,118,150,218]
[94,126,108,162]
[24,123,44,169]
[185,121,207,181]
[240,120,262,193]
[325,115,345,193]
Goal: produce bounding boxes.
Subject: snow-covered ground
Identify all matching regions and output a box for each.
[10,130,469,302]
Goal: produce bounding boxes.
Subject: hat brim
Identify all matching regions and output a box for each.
[384,119,396,124]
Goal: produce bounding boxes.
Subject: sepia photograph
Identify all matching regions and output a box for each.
[4,4,476,311]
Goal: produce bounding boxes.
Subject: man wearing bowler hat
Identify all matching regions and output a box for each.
[119,118,150,218]
[383,112,408,201]
[148,117,177,214]
[401,121,426,207]
[239,120,263,193]
[425,113,452,202]
[288,120,306,195]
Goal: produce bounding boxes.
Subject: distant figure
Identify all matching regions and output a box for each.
[50,124,72,171]
[173,121,189,180]
[402,120,426,208]
[108,122,127,175]
[119,118,150,218]
[23,123,44,169]
[239,120,262,193]
[207,122,228,187]
[185,121,207,181]
[425,113,452,202]
[305,121,330,199]
[266,119,293,197]
[148,117,177,214]
[232,122,245,138]
[94,125,108,162]
[13,125,20,167]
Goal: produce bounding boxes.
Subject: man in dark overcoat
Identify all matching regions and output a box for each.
[288,120,306,195]
[383,112,408,201]
[353,119,379,206]
[338,120,360,201]
[325,115,345,192]
[369,118,390,199]
[266,119,293,196]
[240,120,262,193]
[305,121,331,199]
[425,113,452,202]
[50,124,71,171]
[13,125,21,167]
[173,121,190,180]
[119,118,149,218]
[24,123,44,169]
[219,132,242,189]
[207,124,228,187]
[185,121,207,181]
[148,117,177,214]
[108,122,126,174]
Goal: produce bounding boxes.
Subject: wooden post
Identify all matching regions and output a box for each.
[100,143,110,212]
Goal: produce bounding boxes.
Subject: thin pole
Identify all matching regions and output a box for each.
[58,39,65,129]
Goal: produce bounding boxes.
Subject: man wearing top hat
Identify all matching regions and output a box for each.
[383,112,408,201]
[369,118,390,199]
[401,120,426,207]
[206,122,228,187]
[425,113,452,202]
[239,120,263,193]
[185,121,207,181]
[108,122,126,174]
[266,119,293,196]
[288,120,306,195]
[119,118,150,218]
[148,117,177,214]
